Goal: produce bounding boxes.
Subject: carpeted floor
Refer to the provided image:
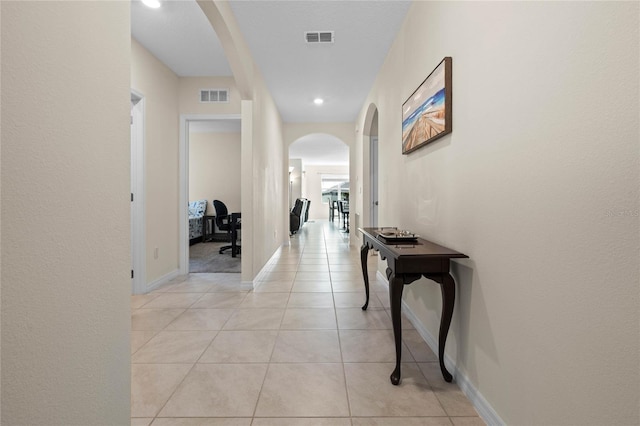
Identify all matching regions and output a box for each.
[189,241,241,273]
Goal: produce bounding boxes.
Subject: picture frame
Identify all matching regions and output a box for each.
[402,57,452,154]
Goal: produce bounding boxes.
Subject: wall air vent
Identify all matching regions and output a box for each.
[305,31,334,44]
[200,89,229,103]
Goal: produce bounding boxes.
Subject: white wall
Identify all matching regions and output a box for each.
[303,165,349,221]
[1,2,131,424]
[189,131,241,215]
[354,2,639,425]
[248,75,286,278]
[197,2,287,284]
[131,38,180,285]
[289,158,302,209]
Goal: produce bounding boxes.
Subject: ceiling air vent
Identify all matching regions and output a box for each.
[200,88,229,103]
[305,31,334,44]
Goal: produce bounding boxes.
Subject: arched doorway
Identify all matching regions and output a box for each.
[362,104,379,227]
[288,133,349,226]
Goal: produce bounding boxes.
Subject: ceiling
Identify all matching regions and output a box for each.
[228,1,410,123]
[131,0,410,162]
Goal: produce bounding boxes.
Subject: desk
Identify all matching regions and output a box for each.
[358,227,468,385]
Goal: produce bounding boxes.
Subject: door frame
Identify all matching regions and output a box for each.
[370,136,379,227]
[131,90,146,294]
[178,114,242,275]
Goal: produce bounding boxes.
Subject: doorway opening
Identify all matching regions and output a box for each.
[363,105,379,228]
[288,133,349,233]
[179,114,242,275]
[131,90,146,295]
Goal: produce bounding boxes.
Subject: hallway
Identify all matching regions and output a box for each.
[131,221,483,425]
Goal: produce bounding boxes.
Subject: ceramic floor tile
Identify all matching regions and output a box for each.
[331,271,363,281]
[199,330,278,363]
[238,292,290,308]
[131,363,192,417]
[351,418,453,426]
[131,294,160,309]
[332,280,367,292]
[280,308,337,329]
[336,308,391,329]
[419,363,479,417]
[132,309,185,331]
[159,364,268,417]
[130,418,153,426]
[296,264,331,272]
[191,292,247,309]
[271,330,341,362]
[132,330,216,363]
[142,293,205,309]
[329,264,360,272]
[300,252,328,257]
[344,363,446,417]
[259,271,297,282]
[333,292,380,308]
[131,330,160,354]
[207,282,245,292]
[339,329,414,363]
[150,419,251,426]
[298,258,329,265]
[253,281,294,293]
[287,292,334,308]
[378,309,416,330]
[404,330,437,362]
[368,281,389,292]
[375,292,391,308]
[222,308,285,330]
[131,220,481,426]
[267,264,300,272]
[252,419,351,426]
[291,280,333,292]
[162,282,214,293]
[269,258,301,265]
[296,271,331,281]
[449,417,486,426]
[165,309,234,331]
[328,257,360,265]
[255,363,349,417]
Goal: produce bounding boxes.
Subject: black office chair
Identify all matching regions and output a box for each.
[290,198,304,234]
[213,200,240,255]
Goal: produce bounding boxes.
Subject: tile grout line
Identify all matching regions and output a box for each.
[324,222,356,420]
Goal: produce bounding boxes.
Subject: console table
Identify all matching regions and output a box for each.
[358,227,468,385]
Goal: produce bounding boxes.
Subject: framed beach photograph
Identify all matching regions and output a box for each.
[402,57,452,154]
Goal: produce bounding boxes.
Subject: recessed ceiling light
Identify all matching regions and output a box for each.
[142,0,161,8]
[313,98,324,105]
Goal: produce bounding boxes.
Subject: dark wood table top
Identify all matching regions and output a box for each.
[359,227,468,259]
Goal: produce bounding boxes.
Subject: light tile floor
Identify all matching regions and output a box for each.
[131,221,485,426]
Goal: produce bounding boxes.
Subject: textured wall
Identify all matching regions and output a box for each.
[355,2,639,424]
[1,2,131,423]
[189,132,241,214]
[131,39,180,285]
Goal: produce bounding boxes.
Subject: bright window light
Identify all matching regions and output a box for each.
[313,98,324,105]
[142,0,161,8]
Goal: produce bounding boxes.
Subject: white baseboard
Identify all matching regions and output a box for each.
[375,270,504,426]
[247,258,275,291]
[146,269,180,292]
